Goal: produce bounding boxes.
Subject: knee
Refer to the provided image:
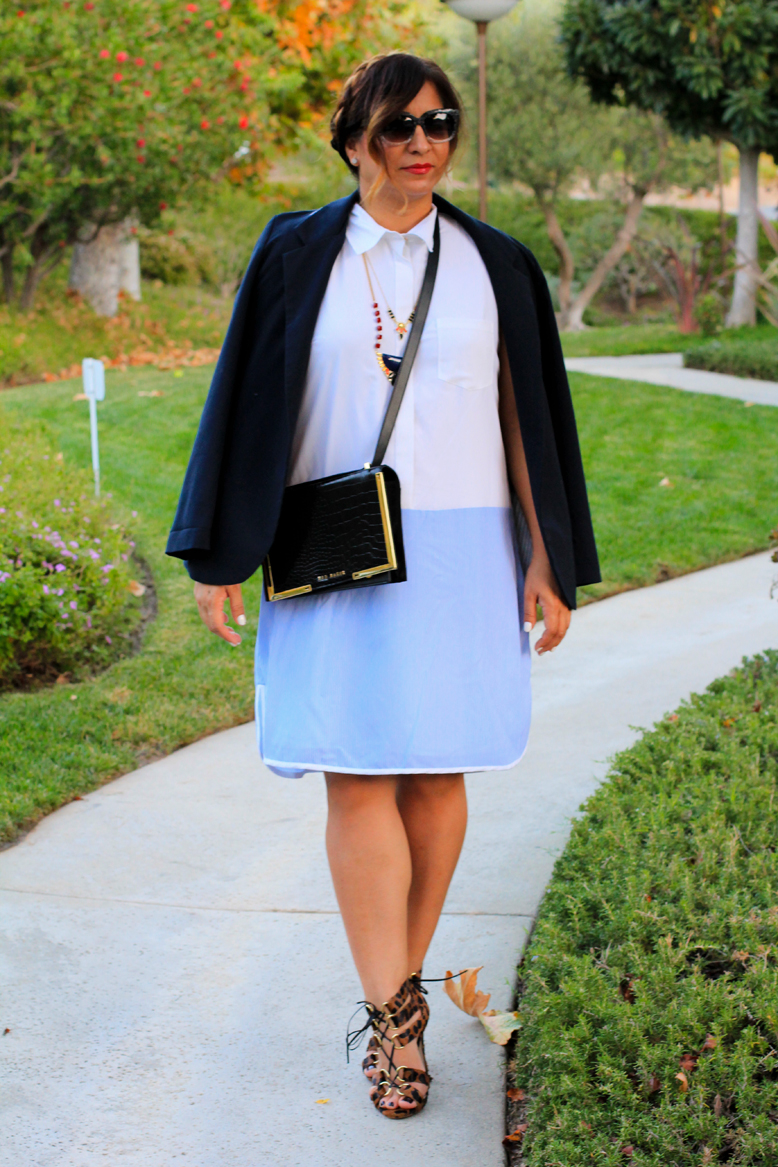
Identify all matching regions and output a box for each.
[325,772,397,813]
[400,773,465,804]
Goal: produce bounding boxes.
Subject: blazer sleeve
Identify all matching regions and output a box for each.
[519,244,601,589]
[165,221,276,560]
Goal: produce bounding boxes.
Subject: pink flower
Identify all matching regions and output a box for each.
[70,600,78,610]
[42,584,50,595]
[219,0,230,8]
[116,51,128,62]
[102,564,114,572]
[55,564,66,572]
[99,49,110,59]
[54,499,61,506]
[113,72,124,83]
[134,57,145,66]
[143,89,151,97]
[32,520,39,528]
[105,635,112,644]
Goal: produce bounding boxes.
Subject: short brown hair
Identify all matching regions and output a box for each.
[330,52,462,177]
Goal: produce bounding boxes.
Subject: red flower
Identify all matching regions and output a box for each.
[99,48,110,58]
[167,228,175,236]
[113,72,123,82]
[200,119,210,129]
[182,86,190,94]
[84,2,94,9]
[186,2,198,9]
[207,51,216,58]
[116,51,128,62]
[159,201,167,210]
[219,0,230,8]
[233,59,242,70]
[16,9,25,15]
[204,18,213,27]
[134,57,145,66]
[192,76,202,87]
[215,29,222,38]
[238,115,248,129]
[136,137,145,147]
[153,60,162,70]
[143,88,151,97]
[136,154,145,163]
[216,115,224,124]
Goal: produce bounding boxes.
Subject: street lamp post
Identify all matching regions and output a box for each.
[444,0,519,222]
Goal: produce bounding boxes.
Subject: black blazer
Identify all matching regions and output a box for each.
[166,191,600,609]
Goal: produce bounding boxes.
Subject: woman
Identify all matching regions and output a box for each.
[167,53,599,1118]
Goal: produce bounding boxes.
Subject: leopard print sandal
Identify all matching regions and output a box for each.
[349,974,431,1119]
[361,972,428,1084]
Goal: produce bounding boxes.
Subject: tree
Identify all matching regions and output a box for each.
[478,3,717,329]
[0,0,412,312]
[561,0,778,328]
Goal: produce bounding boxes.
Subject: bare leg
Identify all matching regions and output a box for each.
[325,771,468,1113]
[396,774,467,975]
[324,773,411,1009]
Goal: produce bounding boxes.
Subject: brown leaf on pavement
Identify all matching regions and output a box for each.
[479,1008,521,1045]
[507,1087,525,1102]
[444,967,490,1016]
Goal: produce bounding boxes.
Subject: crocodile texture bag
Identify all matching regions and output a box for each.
[263,218,439,601]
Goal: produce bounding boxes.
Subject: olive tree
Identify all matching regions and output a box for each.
[561,0,778,327]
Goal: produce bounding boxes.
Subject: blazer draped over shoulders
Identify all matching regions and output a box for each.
[165,191,600,609]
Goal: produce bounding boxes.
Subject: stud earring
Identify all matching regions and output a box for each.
[351,158,358,166]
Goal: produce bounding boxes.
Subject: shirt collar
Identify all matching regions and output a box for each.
[346,202,437,256]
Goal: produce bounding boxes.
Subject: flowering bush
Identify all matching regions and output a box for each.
[0,419,142,689]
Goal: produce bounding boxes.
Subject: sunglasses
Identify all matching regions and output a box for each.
[379,108,460,146]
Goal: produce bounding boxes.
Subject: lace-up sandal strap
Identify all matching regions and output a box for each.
[362,1034,380,1077]
[377,977,429,1048]
[371,1064,432,1119]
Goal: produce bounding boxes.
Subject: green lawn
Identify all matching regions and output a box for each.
[572,373,778,601]
[0,366,261,843]
[510,651,778,1165]
[1,365,776,842]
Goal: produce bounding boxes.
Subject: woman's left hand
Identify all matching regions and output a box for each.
[523,548,571,655]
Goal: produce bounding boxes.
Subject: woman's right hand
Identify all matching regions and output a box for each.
[193,582,245,646]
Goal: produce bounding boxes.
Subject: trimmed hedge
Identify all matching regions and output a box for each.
[685,335,778,382]
[513,651,778,1166]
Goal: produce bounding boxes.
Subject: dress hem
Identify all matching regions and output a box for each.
[261,749,527,777]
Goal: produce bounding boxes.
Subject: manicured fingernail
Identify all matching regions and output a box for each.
[523,621,533,633]
[237,614,246,626]
[230,637,241,647]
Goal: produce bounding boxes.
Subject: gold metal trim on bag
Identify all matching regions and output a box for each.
[352,471,397,580]
[265,558,313,601]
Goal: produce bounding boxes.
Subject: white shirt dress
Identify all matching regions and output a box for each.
[254,204,531,778]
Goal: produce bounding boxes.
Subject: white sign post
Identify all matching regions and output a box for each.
[81,358,106,497]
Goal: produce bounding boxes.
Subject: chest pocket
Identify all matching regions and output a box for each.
[437,317,497,392]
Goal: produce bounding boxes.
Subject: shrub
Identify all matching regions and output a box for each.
[512,652,778,1166]
[139,230,199,286]
[696,292,724,336]
[685,332,778,380]
[0,416,142,689]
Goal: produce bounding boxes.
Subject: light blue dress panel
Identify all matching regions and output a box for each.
[255,206,531,777]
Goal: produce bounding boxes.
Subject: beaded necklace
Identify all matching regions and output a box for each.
[363,255,416,383]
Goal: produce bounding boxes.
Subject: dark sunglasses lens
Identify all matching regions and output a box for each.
[422,111,458,141]
[381,117,415,144]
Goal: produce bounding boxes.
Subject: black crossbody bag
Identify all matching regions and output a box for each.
[263,217,440,602]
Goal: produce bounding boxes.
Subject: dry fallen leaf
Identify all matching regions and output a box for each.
[700,1034,717,1052]
[444,968,490,1017]
[744,400,755,407]
[701,1146,713,1165]
[647,1074,661,1094]
[675,1071,689,1093]
[753,700,763,713]
[128,579,147,597]
[72,393,88,402]
[619,976,636,1005]
[506,1087,525,1102]
[659,476,672,487]
[502,1123,528,1147]
[315,1099,329,1104]
[713,1094,723,1117]
[679,1053,698,1074]
[479,1009,522,1045]
[620,1147,634,1159]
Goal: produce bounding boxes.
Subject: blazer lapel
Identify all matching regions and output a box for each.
[283,191,359,427]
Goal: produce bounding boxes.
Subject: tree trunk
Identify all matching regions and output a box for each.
[19,253,52,312]
[69,219,141,317]
[1,243,13,305]
[725,147,760,328]
[561,193,645,331]
[540,201,575,313]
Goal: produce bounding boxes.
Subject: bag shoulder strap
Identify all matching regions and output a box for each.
[371,214,440,467]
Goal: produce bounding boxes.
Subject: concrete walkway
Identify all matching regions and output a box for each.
[2,553,777,1167]
[565,351,778,407]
